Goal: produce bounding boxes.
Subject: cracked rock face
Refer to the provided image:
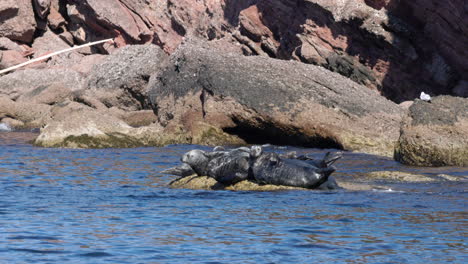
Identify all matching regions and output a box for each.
[148,40,403,156]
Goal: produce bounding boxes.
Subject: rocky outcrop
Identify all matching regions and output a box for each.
[85,44,168,111]
[0,0,36,43]
[0,0,466,103]
[0,68,84,100]
[395,96,468,167]
[33,102,157,148]
[149,41,403,156]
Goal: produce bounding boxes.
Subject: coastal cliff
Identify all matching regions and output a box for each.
[1,0,467,166]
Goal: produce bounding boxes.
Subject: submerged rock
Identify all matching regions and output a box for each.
[365,171,435,182]
[394,96,468,166]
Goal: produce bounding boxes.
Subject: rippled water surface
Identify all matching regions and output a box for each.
[0,132,466,263]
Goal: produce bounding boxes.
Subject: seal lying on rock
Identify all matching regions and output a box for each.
[249,146,340,189]
[164,145,342,190]
[206,147,252,185]
[163,147,250,181]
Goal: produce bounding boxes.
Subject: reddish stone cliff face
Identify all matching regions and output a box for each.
[1,0,466,102]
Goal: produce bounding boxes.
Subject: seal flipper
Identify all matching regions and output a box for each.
[310,166,336,188]
[161,163,195,177]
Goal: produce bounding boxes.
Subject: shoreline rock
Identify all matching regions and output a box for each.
[149,40,403,157]
[394,96,468,167]
[168,175,396,192]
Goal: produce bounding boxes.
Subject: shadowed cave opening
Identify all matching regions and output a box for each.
[222,119,344,150]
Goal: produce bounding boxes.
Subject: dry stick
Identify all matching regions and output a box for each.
[0,38,114,75]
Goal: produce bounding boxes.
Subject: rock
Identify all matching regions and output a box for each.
[0,68,85,100]
[365,171,435,182]
[0,50,28,70]
[0,37,28,52]
[399,101,413,110]
[0,0,463,103]
[16,83,73,105]
[148,40,403,156]
[169,175,392,191]
[47,6,66,31]
[169,175,307,191]
[31,30,82,67]
[70,54,107,74]
[0,95,51,128]
[32,101,193,148]
[452,80,468,97]
[0,0,37,43]
[66,0,153,46]
[85,44,168,111]
[395,96,468,166]
[121,110,158,127]
[0,117,25,130]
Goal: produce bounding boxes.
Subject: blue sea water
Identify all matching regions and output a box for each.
[0,132,466,263]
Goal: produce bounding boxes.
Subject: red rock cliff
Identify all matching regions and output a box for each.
[0,0,466,102]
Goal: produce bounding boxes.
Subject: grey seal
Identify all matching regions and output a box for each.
[250,146,340,189]
[165,146,251,179]
[206,147,252,185]
[160,163,195,177]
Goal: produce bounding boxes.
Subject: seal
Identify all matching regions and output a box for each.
[249,146,339,189]
[160,163,195,177]
[180,149,225,176]
[173,146,250,178]
[206,147,251,185]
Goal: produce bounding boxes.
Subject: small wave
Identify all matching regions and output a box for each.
[8,235,59,241]
[0,123,12,132]
[78,252,113,257]
[9,248,66,254]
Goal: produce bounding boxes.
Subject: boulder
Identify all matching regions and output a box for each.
[70,54,107,74]
[0,37,28,52]
[85,44,168,111]
[31,30,83,68]
[0,68,85,100]
[0,0,37,43]
[16,83,73,105]
[148,41,403,156]
[66,0,154,48]
[394,96,468,166]
[32,101,197,148]
[0,95,51,128]
[0,50,28,70]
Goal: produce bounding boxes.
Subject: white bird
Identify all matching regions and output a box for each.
[420,92,431,102]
